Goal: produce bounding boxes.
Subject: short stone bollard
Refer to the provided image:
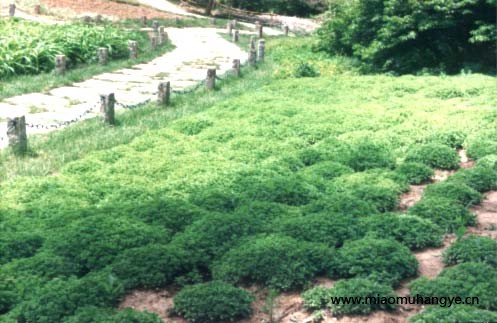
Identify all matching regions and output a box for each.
[97,47,109,65]
[141,16,147,26]
[227,22,233,37]
[158,26,167,44]
[83,15,91,24]
[150,35,158,50]
[157,81,171,106]
[7,116,27,155]
[152,20,159,32]
[232,59,241,77]
[9,4,15,17]
[55,55,66,75]
[284,25,289,36]
[34,5,41,15]
[100,93,115,125]
[231,19,237,28]
[248,49,257,67]
[257,25,264,38]
[232,30,239,43]
[95,15,103,23]
[211,18,217,25]
[128,40,138,59]
[205,69,216,90]
[250,36,256,50]
[258,39,266,62]
[175,17,181,25]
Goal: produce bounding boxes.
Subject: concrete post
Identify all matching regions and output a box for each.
[257,25,263,38]
[158,81,171,106]
[7,116,27,155]
[284,25,289,36]
[227,22,233,37]
[141,16,147,26]
[95,14,103,23]
[248,49,257,67]
[128,41,138,59]
[232,59,241,77]
[100,93,115,125]
[34,5,41,15]
[152,20,159,32]
[258,39,265,62]
[8,4,15,17]
[150,35,158,50]
[205,69,216,90]
[55,55,66,75]
[158,26,167,44]
[83,15,91,24]
[232,30,239,43]
[250,36,256,50]
[97,48,109,65]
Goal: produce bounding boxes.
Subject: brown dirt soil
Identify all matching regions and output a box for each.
[399,185,427,210]
[41,0,176,19]
[469,191,497,240]
[119,288,186,323]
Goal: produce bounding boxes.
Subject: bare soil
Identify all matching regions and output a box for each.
[41,0,176,19]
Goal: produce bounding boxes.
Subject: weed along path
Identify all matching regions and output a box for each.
[0,27,247,149]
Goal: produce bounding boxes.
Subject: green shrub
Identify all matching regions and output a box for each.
[428,130,466,149]
[337,140,395,171]
[302,287,331,311]
[213,235,335,291]
[173,282,253,323]
[170,212,267,268]
[408,197,476,232]
[48,215,169,274]
[337,238,418,287]
[410,305,497,323]
[447,166,497,192]
[351,185,399,213]
[190,187,240,212]
[62,306,163,323]
[396,162,433,185]
[466,140,497,160]
[405,144,459,170]
[294,62,320,78]
[476,154,497,171]
[173,117,214,136]
[0,232,43,265]
[329,278,396,315]
[0,277,16,314]
[111,244,191,290]
[304,193,377,217]
[272,213,360,247]
[359,214,443,250]
[443,235,497,267]
[15,271,124,323]
[299,161,353,188]
[424,182,483,206]
[409,262,497,310]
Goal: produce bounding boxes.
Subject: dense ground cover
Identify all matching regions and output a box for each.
[0,37,496,321]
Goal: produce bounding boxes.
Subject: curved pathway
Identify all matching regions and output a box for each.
[0,27,247,149]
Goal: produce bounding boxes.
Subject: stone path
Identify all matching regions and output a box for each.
[136,0,201,17]
[0,27,248,149]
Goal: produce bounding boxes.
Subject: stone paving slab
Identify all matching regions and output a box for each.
[0,27,248,149]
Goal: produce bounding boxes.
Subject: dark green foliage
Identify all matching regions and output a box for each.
[466,140,497,160]
[410,305,497,323]
[48,215,170,274]
[447,166,497,192]
[477,154,497,171]
[424,182,483,206]
[302,287,331,311]
[359,214,443,250]
[337,140,395,172]
[174,117,214,136]
[337,238,418,287]
[294,62,320,78]
[213,235,335,291]
[405,144,459,170]
[329,278,396,315]
[409,262,497,310]
[272,213,359,247]
[173,281,253,323]
[63,306,163,323]
[317,0,496,73]
[300,161,353,187]
[396,162,433,185]
[15,271,124,323]
[444,235,497,267]
[408,197,476,232]
[428,130,466,149]
[170,212,267,268]
[351,185,399,213]
[304,193,377,217]
[0,277,16,314]
[219,0,327,17]
[111,244,191,290]
[0,232,43,265]
[190,187,240,212]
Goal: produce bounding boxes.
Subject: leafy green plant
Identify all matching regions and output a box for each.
[408,197,476,232]
[405,144,460,170]
[213,235,335,291]
[466,139,497,160]
[476,154,497,171]
[359,214,443,250]
[173,281,253,323]
[443,235,497,267]
[0,232,43,265]
[424,182,483,206]
[62,306,163,323]
[447,166,497,192]
[410,305,497,323]
[396,162,433,185]
[329,278,397,315]
[409,262,497,310]
[302,287,331,311]
[294,62,320,78]
[337,238,418,287]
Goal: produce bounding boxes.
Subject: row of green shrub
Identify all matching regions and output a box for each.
[0,19,150,78]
